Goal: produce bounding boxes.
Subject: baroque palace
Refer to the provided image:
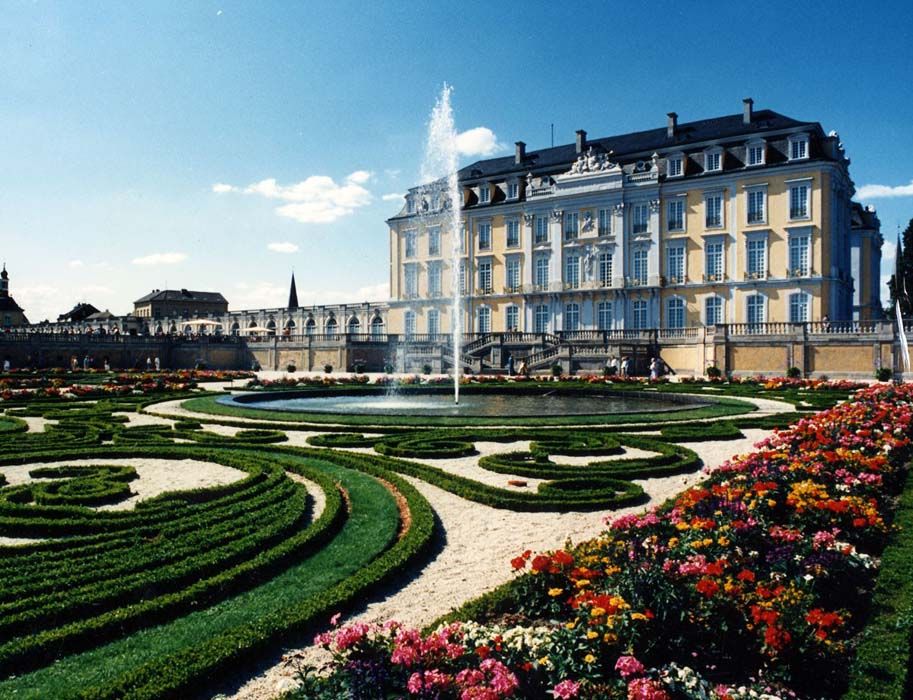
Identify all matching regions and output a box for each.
[386,99,882,336]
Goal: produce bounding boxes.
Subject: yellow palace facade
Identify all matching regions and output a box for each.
[387,100,882,337]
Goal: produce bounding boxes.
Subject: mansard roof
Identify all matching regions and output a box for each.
[134,289,228,304]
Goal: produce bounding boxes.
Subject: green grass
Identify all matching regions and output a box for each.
[0,454,401,699]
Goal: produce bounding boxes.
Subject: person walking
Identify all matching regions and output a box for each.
[154,356,161,371]
[650,357,660,381]
[146,356,152,371]
[507,353,515,376]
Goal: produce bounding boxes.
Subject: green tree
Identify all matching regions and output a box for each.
[888,218,913,316]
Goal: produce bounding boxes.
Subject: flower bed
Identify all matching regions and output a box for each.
[300,384,913,699]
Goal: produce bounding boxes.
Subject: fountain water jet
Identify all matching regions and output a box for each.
[421,85,463,405]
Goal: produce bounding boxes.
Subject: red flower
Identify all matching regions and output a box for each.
[695,578,719,598]
[736,569,756,582]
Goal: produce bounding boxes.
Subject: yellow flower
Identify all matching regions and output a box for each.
[586,630,598,639]
[538,656,551,667]
[575,579,591,588]
[767,498,777,508]
[717,537,730,547]
[675,521,690,531]
[590,607,606,617]
[603,632,617,643]
[566,620,577,629]
[584,654,596,664]
[630,612,648,621]
[548,588,564,597]
[667,537,679,548]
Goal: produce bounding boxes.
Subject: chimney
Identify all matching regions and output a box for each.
[667,112,678,138]
[575,129,587,154]
[743,97,754,125]
[515,141,526,165]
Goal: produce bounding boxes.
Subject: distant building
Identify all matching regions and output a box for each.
[58,302,101,323]
[133,289,229,319]
[0,264,29,328]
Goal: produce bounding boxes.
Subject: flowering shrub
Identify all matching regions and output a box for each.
[298,384,913,699]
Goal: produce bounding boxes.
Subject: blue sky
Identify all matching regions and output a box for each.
[2,0,912,322]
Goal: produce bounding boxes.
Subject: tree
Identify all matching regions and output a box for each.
[888,217,913,316]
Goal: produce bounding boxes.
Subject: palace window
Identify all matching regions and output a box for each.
[747,142,766,166]
[506,305,519,332]
[666,298,685,329]
[597,301,613,330]
[478,260,492,293]
[667,199,685,232]
[789,233,810,276]
[789,292,809,323]
[405,230,417,258]
[407,197,416,214]
[632,204,649,235]
[371,316,384,338]
[534,304,549,333]
[632,249,648,285]
[535,256,550,290]
[535,215,549,244]
[479,185,490,203]
[705,296,723,326]
[506,257,521,291]
[564,303,580,331]
[478,222,492,250]
[705,241,724,281]
[427,309,440,335]
[789,183,810,220]
[705,193,723,228]
[598,251,613,287]
[507,182,519,199]
[789,134,809,161]
[564,212,579,240]
[667,154,683,178]
[598,208,612,236]
[404,310,416,338]
[747,188,766,224]
[428,227,441,257]
[506,219,520,248]
[632,300,648,329]
[666,244,685,283]
[746,294,766,325]
[477,306,491,333]
[704,148,722,172]
[404,265,419,298]
[746,238,767,279]
[459,260,467,294]
[565,255,580,289]
[428,262,442,296]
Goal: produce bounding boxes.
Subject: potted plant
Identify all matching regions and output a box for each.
[324,364,333,374]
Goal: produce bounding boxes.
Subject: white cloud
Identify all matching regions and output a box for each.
[883,240,897,262]
[384,168,402,179]
[455,126,502,157]
[215,171,374,224]
[857,180,913,199]
[232,281,287,310]
[131,252,188,266]
[68,260,84,269]
[267,241,299,254]
[346,170,373,184]
[382,192,405,202]
[80,284,113,296]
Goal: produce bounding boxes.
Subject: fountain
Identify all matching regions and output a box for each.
[421,85,463,405]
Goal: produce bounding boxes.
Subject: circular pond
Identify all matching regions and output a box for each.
[218,388,707,418]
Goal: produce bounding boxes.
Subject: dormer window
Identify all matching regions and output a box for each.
[507,181,519,199]
[407,197,416,214]
[479,185,491,204]
[747,140,766,167]
[704,148,723,173]
[789,134,809,161]
[667,154,683,178]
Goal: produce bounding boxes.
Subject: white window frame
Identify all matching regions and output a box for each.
[506,219,521,248]
[564,303,580,331]
[534,215,549,244]
[506,256,521,291]
[565,255,580,289]
[746,140,766,167]
[404,310,416,338]
[704,239,725,282]
[534,255,550,290]
[477,222,492,250]
[704,147,723,173]
[427,309,440,335]
[534,304,549,333]
[428,227,441,257]
[788,291,810,323]
[564,211,579,240]
[704,192,724,229]
[404,229,417,258]
[479,184,491,204]
[598,208,612,236]
[788,134,809,161]
[788,180,812,221]
[667,197,685,232]
[704,295,723,326]
[632,203,650,235]
[477,259,492,294]
[667,153,684,178]
[666,297,686,329]
[745,233,768,280]
[404,264,419,298]
[788,230,811,277]
[746,185,767,225]
[505,305,520,332]
[746,293,766,325]
[632,299,649,329]
[507,181,519,199]
[596,301,613,330]
[598,251,613,287]
[632,249,648,285]
[477,306,491,333]
[666,243,685,283]
[428,262,442,297]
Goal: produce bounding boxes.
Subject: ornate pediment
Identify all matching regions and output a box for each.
[558,147,619,178]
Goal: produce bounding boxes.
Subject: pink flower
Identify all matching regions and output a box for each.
[552,679,581,698]
[615,655,646,679]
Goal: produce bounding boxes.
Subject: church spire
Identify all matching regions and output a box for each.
[288,272,299,310]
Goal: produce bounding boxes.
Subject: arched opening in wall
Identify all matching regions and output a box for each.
[305,318,316,336]
[169,322,177,334]
[183,325,193,336]
[325,318,338,338]
[283,319,295,339]
[266,319,277,337]
[214,324,224,336]
[231,322,240,336]
[347,317,360,335]
[371,316,385,338]
[155,323,164,335]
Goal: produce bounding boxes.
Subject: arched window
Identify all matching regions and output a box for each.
[666,298,685,329]
[477,307,491,334]
[285,318,296,329]
[534,304,549,334]
[266,319,277,336]
[305,318,315,336]
[564,303,580,331]
[404,311,416,338]
[155,323,164,335]
[325,318,338,338]
[169,322,177,334]
[347,317,361,335]
[371,316,385,338]
[596,301,612,331]
[231,322,240,336]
